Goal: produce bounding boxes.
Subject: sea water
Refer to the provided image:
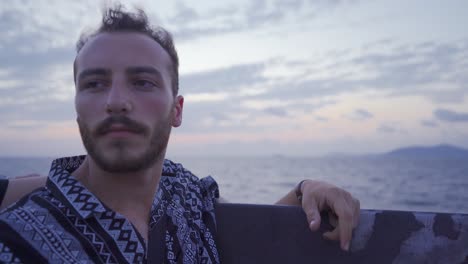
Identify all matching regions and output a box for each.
[1,156,467,214]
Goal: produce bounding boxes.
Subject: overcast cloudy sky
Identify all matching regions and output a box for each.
[0,0,467,157]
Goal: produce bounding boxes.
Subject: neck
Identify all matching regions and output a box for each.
[72,155,163,241]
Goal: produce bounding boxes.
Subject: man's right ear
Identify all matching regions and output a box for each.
[172,95,184,127]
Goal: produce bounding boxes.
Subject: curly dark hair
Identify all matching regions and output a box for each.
[74,5,179,95]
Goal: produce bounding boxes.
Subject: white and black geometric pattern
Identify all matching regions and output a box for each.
[0,243,21,263]
[0,155,220,264]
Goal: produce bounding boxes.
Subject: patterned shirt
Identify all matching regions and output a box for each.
[0,156,220,264]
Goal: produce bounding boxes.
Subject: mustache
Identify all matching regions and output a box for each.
[95,116,148,136]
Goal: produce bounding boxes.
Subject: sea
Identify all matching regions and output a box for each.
[1,156,467,214]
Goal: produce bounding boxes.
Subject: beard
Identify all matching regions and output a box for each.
[78,114,172,173]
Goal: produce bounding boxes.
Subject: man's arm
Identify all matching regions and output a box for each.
[217,196,229,203]
[0,174,46,210]
[2,174,360,252]
[276,180,360,251]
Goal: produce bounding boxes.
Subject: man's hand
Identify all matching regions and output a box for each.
[300,180,360,251]
[275,180,360,251]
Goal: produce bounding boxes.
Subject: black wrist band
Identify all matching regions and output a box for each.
[295,180,306,203]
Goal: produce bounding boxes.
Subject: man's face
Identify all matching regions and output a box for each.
[74,32,183,173]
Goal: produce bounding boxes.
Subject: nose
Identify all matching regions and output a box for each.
[105,83,132,114]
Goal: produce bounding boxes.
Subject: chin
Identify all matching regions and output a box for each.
[81,123,170,173]
[91,145,161,173]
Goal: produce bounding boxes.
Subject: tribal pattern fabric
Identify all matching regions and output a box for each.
[0,156,220,264]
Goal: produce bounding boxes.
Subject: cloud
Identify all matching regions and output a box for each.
[184,92,230,102]
[376,122,408,135]
[315,116,328,122]
[180,60,333,129]
[0,0,467,157]
[245,0,286,27]
[180,62,267,93]
[377,124,396,134]
[0,0,374,124]
[10,2,466,113]
[2,35,466,140]
[0,1,81,124]
[258,40,468,103]
[0,99,75,125]
[168,0,359,41]
[421,120,438,128]
[340,41,468,103]
[0,1,100,53]
[434,109,468,123]
[345,108,373,121]
[0,62,75,125]
[355,108,373,119]
[264,107,288,117]
[168,2,199,25]
[175,37,468,134]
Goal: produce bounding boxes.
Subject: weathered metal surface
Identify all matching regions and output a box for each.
[214,204,468,264]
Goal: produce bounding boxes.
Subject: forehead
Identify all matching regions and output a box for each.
[75,32,172,76]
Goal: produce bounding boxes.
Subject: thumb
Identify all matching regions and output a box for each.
[302,198,322,231]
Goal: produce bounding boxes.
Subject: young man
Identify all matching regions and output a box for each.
[0,6,360,264]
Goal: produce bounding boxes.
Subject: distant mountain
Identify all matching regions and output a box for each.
[385,144,468,159]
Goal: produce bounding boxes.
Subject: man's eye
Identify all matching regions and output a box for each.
[133,80,156,90]
[82,81,106,90]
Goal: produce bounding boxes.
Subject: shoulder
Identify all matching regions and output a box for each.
[1,187,49,213]
[0,187,58,235]
[0,187,53,230]
[0,188,51,264]
[162,159,220,200]
[162,159,199,182]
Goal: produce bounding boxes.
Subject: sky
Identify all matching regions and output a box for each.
[0,0,467,157]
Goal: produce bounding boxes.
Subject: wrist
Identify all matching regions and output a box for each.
[295,180,306,203]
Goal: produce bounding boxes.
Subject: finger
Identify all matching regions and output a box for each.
[323,222,351,251]
[302,197,322,231]
[328,193,354,251]
[340,220,353,251]
[352,198,361,228]
[323,226,339,241]
[328,211,338,227]
[344,196,360,229]
[342,196,359,228]
[336,206,354,251]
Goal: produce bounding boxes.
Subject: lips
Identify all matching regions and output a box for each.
[95,116,147,137]
[101,124,139,136]
[101,125,140,137]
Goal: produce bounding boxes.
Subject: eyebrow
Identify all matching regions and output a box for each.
[77,68,111,82]
[126,66,163,79]
[77,66,164,82]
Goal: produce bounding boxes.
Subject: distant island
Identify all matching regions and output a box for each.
[384,144,468,159]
